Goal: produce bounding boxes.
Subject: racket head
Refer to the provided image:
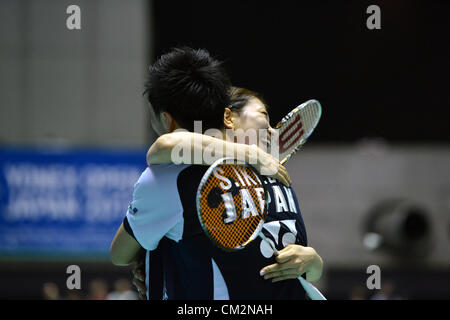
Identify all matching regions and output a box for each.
[196,157,269,252]
[275,99,322,162]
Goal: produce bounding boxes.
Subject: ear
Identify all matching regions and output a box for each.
[223,108,236,130]
[159,111,177,133]
[160,112,177,133]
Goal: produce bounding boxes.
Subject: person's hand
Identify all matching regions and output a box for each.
[250,145,291,186]
[131,259,146,300]
[259,244,323,283]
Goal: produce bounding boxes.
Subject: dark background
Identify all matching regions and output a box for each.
[153,0,450,143]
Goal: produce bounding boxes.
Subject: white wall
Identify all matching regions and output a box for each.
[0,0,152,147]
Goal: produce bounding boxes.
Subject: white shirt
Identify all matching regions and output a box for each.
[125,164,189,250]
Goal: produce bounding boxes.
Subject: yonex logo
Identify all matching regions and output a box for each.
[260,220,298,258]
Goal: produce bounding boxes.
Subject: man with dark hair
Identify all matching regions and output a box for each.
[144,47,231,133]
[110,47,235,298]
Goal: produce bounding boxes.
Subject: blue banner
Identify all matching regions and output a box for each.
[0,147,147,259]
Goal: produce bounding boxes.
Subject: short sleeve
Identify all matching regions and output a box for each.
[125,165,189,251]
[123,216,136,239]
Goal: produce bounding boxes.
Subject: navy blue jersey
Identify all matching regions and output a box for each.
[124,164,308,300]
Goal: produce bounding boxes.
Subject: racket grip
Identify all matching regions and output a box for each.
[298,277,327,300]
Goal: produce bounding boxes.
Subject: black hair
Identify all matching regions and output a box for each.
[228,87,269,113]
[144,47,231,131]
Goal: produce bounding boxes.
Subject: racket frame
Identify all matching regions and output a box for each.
[196,157,269,252]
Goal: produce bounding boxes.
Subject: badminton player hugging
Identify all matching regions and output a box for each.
[110,47,323,300]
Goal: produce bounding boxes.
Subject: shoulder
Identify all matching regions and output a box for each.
[130,164,192,206]
[134,164,191,189]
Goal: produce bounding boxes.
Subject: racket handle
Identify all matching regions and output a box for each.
[298,277,327,300]
[280,146,302,165]
[259,233,326,300]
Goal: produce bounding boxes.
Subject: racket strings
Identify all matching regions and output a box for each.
[277,101,321,161]
[199,164,267,251]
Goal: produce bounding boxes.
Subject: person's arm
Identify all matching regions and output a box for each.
[147,132,291,186]
[259,245,323,283]
[110,222,143,266]
[110,223,147,299]
[112,162,186,266]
